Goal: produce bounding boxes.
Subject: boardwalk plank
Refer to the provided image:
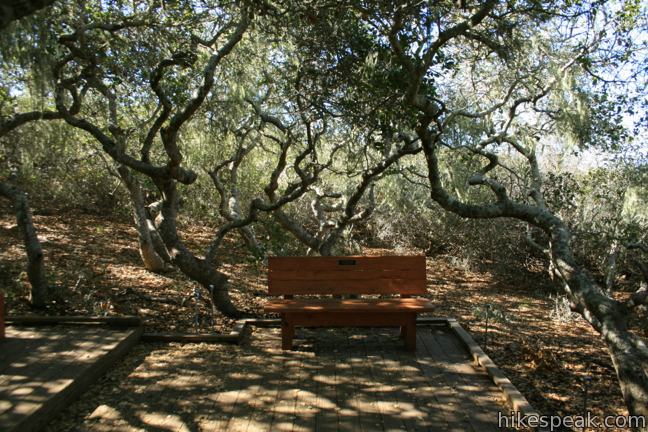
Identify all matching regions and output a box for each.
[0,331,66,373]
[420,327,501,432]
[1,329,109,406]
[379,345,420,432]
[362,330,410,432]
[0,330,89,392]
[349,334,383,432]
[196,376,228,431]
[268,351,303,432]
[414,331,471,432]
[428,328,507,431]
[243,333,285,432]
[313,335,339,432]
[334,334,362,432]
[387,332,444,432]
[224,378,265,431]
[291,351,319,432]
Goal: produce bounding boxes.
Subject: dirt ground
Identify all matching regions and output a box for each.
[0,209,634,430]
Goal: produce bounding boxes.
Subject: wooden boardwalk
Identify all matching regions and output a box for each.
[0,325,142,432]
[52,325,514,432]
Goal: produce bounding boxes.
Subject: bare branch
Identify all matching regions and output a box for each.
[162,14,250,166]
[628,288,648,309]
[141,57,181,163]
[525,225,550,255]
[246,97,289,132]
[278,133,421,256]
[204,109,322,262]
[628,243,648,254]
[467,173,509,203]
[1,111,62,137]
[389,0,498,105]
[54,85,198,184]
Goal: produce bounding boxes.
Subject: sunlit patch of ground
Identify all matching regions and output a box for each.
[0,205,633,428]
[0,207,254,332]
[424,256,629,426]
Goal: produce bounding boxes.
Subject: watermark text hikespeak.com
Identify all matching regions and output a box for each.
[498,411,647,430]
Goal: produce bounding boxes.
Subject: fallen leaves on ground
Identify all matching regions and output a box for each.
[0,207,632,430]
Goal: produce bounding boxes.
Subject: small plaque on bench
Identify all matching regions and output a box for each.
[338,259,356,265]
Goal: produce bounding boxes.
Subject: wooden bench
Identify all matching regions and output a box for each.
[264,255,434,351]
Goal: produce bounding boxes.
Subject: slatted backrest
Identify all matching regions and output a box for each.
[268,256,426,296]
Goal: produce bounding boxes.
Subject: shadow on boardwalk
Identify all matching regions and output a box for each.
[43,325,512,432]
[0,326,141,432]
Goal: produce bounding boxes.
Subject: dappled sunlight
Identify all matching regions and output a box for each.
[421,253,627,420]
[41,325,512,431]
[0,211,257,332]
[137,410,185,430]
[1,207,628,423]
[1,244,25,260]
[0,326,138,431]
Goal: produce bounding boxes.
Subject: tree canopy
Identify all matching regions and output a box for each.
[1,0,647,424]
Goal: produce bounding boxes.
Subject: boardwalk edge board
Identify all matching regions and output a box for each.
[140,318,267,343]
[439,318,545,431]
[4,327,143,432]
[6,315,142,327]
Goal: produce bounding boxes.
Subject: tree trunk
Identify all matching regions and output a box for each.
[319,243,332,257]
[273,209,321,252]
[0,181,48,308]
[156,179,246,318]
[117,166,169,273]
[548,229,648,425]
[417,127,647,425]
[228,194,263,257]
[238,226,263,257]
[605,240,620,294]
[605,324,648,426]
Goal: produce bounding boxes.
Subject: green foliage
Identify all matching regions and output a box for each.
[543,164,648,277]
[1,108,129,214]
[622,186,648,227]
[0,0,645,284]
[473,305,510,325]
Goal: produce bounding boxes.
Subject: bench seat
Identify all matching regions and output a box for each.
[265,298,435,313]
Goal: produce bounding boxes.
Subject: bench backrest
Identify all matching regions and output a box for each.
[268,256,426,296]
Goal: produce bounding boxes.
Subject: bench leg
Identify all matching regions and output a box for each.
[282,321,295,350]
[404,317,416,352]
